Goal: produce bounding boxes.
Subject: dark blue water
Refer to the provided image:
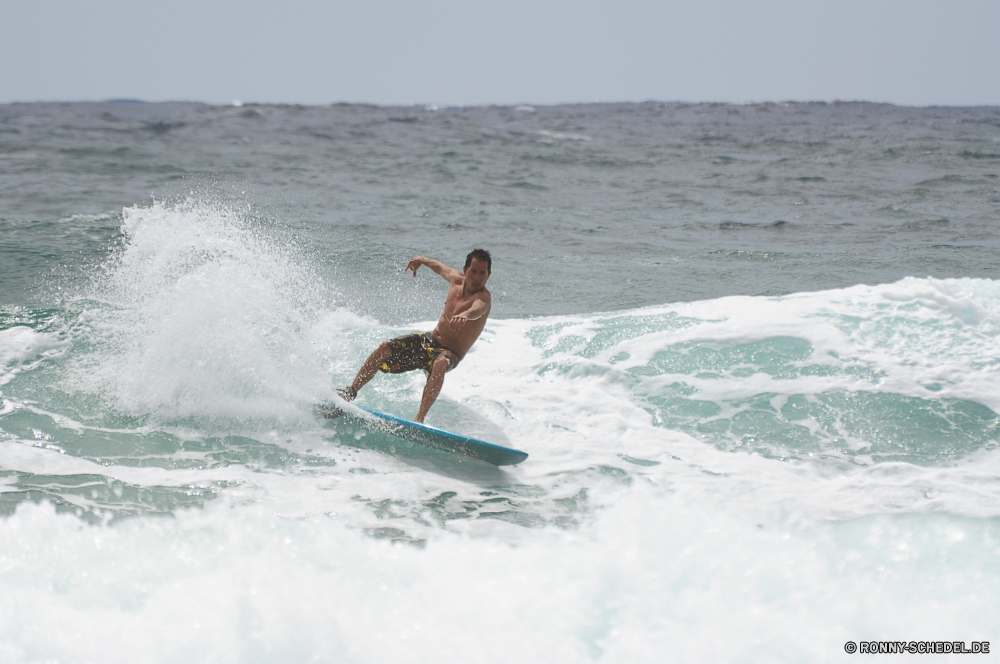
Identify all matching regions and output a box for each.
[3,101,999,316]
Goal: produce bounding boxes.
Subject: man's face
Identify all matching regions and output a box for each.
[464,258,491,292]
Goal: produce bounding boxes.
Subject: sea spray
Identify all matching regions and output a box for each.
[63,200,341,423]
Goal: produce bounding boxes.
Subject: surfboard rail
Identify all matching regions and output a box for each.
[319,401,528,466]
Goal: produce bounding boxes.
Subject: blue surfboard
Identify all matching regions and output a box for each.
[319,401,528,466]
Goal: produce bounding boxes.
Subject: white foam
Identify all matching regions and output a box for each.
[0,490,995,663]
[0,326,65,386]
[536,129,592,141]
[502,277,1000,410]
[64,200,340,421]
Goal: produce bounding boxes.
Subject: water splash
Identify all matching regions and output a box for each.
[64,199,338,423]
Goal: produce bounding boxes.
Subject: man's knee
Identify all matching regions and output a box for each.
[430,355,450,377]
[364,342,393,373]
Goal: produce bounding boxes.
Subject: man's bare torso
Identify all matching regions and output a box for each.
[431,276,491,358]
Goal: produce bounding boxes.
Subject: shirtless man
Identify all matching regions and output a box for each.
[337,249,492,422]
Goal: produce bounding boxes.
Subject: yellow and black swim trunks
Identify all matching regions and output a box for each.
[378,333,461,374]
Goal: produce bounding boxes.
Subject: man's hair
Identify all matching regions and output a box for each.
[465,248,492,272]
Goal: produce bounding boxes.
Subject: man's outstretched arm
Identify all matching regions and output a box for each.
[447,296,490,329]
[405,256,462,283]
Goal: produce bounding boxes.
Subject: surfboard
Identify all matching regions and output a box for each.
[319,401,528,466]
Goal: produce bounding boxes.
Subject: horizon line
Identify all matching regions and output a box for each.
[3,98,999,110]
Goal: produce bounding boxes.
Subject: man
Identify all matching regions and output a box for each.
[337,248,492,423]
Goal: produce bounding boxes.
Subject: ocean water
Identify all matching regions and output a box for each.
[1,101,999,662]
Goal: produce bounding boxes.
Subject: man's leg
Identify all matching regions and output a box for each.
[414,355,449,422]
[342,342,393,399]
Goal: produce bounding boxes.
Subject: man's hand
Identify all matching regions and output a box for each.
[405,256,425,277]
[405,255,461,283]
[448,299,487,330]
[448,312,469,330]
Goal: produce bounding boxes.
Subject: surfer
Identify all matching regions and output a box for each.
[337,249,492,422]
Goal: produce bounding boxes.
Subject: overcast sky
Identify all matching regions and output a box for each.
[3,0,998,107]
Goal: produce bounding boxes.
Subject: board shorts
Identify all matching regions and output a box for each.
[378,333,462,375]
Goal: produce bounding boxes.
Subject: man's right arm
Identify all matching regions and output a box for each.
[405,256,462,283]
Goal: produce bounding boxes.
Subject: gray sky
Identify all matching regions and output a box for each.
[3,0,998,107]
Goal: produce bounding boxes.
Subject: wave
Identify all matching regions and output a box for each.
[1,199,998,512]
[2,201,999,660]
[508,277,1000,467]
